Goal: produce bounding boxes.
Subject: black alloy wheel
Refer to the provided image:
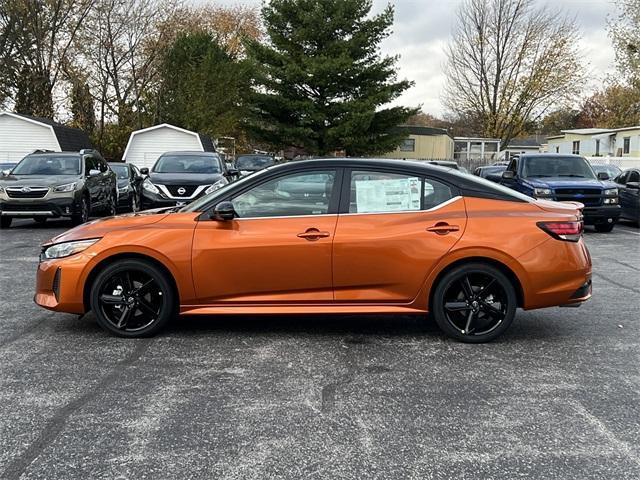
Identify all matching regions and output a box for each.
[90,259,176,337]
[432,263,517,343]
[0,216,12,228]
[71,196,89,226]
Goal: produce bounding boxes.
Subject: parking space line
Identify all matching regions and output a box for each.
[616,226,640,236]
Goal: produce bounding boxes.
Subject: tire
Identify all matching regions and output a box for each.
[33,216,47,224]
[103,192,117,217]
[431,262,517,343]
[90,259,176,338]
[0,216,12,229]
[131,193,140,213]
[71,196,90,226]
[594,223,615,233]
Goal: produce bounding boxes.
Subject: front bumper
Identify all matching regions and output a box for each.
[141,189,206,209]
[0,197,79,218]
[582,205,621,225]
[34,255,87,314]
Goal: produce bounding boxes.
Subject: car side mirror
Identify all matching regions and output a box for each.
[212,201,236,221]
[626,181,640,190]
[501,170,516,180]
[89,169,101,177]
[597,172,610,180]
[140,167,149,176]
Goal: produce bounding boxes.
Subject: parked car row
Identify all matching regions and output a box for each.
[469,154,638,229]
[0,148,279,227]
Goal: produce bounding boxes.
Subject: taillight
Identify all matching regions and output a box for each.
[537,221,583,242]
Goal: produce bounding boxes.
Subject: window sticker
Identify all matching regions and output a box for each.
[355,177,420,213]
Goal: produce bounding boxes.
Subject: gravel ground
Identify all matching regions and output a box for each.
[1,217,639,480]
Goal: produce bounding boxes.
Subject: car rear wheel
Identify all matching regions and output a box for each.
[90,259,176,338]
[71,196,89,226]
[594,223,615,233]
[104,192,117,216]
[0,216,12,228]
[131,193,140,213]
[432,263,517,343]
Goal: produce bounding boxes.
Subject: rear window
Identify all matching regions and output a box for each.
[11,155,81,175]
[153,155,221,174]
[236,155,275,170]
[446,168,534,202]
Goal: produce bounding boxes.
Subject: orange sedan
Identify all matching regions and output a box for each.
[34,159,592,342]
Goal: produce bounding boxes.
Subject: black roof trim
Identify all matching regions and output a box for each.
[395,125,452,139]
[198,133,216,152]
[12,113,92,151]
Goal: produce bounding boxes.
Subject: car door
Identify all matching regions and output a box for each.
[83,156,102,207]
[191,169,341,304]
[620,170,640,219]
[332,169,466,303]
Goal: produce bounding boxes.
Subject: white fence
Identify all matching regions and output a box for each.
[586,157,640,169]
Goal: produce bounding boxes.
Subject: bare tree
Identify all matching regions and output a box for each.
[78,0,177,145]
[608,0,640,85]
[444,0,585,147]
[1,0,93,117]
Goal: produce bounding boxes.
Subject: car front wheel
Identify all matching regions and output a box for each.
[432,262,517,343]
[0,216,12,228]
[594,223,615,233]
[90,259,176,338]
[71,196,90,226]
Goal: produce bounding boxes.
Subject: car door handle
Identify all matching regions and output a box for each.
[426,223,460,234]
[297,228,330,240]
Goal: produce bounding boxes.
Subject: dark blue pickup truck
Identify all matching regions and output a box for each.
[500,153,621,232]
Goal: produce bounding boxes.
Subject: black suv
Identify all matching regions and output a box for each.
[0,150,117,228]
[140,151,235,209]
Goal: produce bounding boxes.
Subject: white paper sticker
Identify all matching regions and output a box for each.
[355,177,420,213]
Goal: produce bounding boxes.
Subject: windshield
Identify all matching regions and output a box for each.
[110,164,129,179]
[181,168,272,212]
[521,156,596,179]
[236,155,275,170]
[153,155,221,174]
[11,155,81,175]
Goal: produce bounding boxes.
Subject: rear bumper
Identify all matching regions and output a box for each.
[0,197,79,217]
[582,205,621,225]
[518,237,592,310]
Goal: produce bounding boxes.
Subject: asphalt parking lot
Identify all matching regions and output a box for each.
[0,218,639,480]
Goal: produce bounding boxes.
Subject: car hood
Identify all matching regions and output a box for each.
[0,174,81,187]
[522,177,608,189]
[44,208,174,246]
[148,172,224,186]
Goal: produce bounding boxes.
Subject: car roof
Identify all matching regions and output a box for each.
[159,151,219,157]
[519,153,585,159]
[25,152,80,157]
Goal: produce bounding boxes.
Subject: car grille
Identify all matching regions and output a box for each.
[6,187,49,198]
[554,188,602,207]
[1,203,50,212]
[166,185,197,197]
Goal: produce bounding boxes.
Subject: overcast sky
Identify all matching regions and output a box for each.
[206,0,618,116]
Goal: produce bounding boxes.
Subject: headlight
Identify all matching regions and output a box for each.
[534,188,553,197]
[604,188,618,196]
[205,179,227,195]
[143,179,159,194]
[42,238,100,260]
[118,185,129,193]
[53,182,76,193]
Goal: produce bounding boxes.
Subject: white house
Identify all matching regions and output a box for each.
[500,135,543,160]
[0,111,92,163]
[453,137,501,163]
[122,124,216,169]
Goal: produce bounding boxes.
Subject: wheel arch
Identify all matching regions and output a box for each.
[83,252,179,312]
[427,255,526,312]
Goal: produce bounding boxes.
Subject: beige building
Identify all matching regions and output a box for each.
[383,126,454,160]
